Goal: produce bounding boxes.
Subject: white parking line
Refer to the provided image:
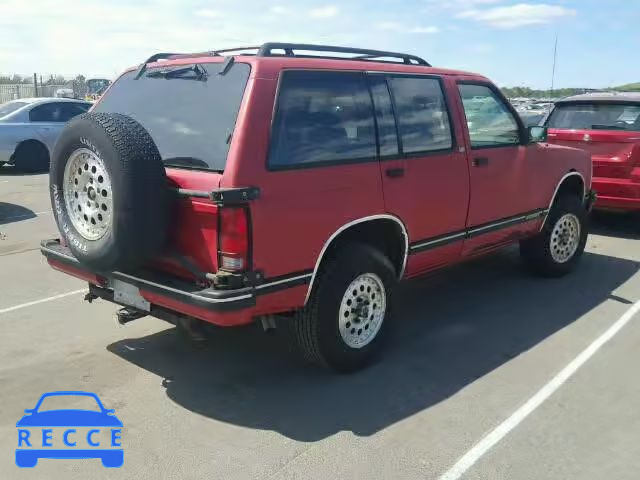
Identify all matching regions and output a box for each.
[438,298,640,480]
[0,289,87,315]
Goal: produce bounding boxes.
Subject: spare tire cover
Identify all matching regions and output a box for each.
[50,112,168,271]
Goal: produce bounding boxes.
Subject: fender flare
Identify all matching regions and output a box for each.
[304,214,409,304]
[541,171,586,230]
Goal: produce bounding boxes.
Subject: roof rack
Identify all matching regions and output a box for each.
[134,52,184,79]
[134,43,430,78]
[255,43,430,66]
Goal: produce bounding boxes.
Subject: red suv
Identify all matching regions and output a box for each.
[545,92,640,212]
[41,43,593,372]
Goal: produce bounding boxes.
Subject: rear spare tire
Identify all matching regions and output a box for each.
[50,112,168,271]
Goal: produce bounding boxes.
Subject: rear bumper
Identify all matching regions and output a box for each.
[593,177,640,211]
[40,239,257,326]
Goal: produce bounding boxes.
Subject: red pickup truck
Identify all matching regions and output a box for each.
[41,43,593,372]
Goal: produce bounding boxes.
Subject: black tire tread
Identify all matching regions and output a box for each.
[50,112,167,271]
[290,243,396,371]
[520,193,588,277]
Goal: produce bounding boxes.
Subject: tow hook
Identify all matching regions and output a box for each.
[114,307,147,326]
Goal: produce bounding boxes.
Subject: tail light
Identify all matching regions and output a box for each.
[218,207,249,273]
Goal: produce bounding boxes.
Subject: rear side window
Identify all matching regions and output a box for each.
[59,103,91,121]
[29,103,66,122]
[268,71,376,169]
[387,77,453,154]
[547,103,640,131]
[94,62,250,171]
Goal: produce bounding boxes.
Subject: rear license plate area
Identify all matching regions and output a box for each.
[111,279,150,312]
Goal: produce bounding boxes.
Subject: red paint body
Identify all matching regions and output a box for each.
[44,53,592,327]
[548,128,640,211]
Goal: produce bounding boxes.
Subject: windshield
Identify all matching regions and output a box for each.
[0,101,27,118]
[547,103,640,131]
[93,62,250,171]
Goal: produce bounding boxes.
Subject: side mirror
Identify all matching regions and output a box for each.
[24,409,33,414]
[528,126,548,143]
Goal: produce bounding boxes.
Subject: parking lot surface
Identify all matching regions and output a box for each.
[1,170,639,479]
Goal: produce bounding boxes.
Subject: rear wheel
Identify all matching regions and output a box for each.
[288,243,396,373]
[13,141,49,173]
[520,194,588,277]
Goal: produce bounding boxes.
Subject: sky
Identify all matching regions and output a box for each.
[1,0,639,88]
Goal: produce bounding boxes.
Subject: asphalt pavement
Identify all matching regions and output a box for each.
[1,168,639,479]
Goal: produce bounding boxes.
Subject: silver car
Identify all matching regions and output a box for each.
[0,98,92,172]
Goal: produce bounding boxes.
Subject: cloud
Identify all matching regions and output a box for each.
[423,0,501,10]
[269,6,290,15]
[409,26,439,34]
[376,22,439,34]
[194,9,221,18]
[309,6,339,18]
[457,3,576,28]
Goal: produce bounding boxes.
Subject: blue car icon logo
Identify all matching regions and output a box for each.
[16,391,123,468]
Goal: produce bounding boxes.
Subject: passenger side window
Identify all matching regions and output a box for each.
[269,71,376,168]
[29,103,62,122]
[387,76,453,154]
[59,103,91,121]
[368,76,399,157]
[458,84,521,148]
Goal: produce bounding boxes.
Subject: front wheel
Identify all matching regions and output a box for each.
[520,194,588,277]
[289,243,396,373]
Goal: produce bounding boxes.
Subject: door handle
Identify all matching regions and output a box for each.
[385,167,405,178]
[472,157,489,167]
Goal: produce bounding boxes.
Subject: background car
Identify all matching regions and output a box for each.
[0,97,92,172]
[545,92,640,213]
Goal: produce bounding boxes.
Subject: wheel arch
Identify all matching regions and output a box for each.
[541,171,585,230]
[11,138,50,164]
[304,214,409,305]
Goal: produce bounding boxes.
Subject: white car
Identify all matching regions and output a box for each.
[0,98,92,172]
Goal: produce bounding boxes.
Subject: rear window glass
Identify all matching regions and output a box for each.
[268,70,376,169]
[0,101,27,118]
[547,103,640,131]
[94,62,250,171]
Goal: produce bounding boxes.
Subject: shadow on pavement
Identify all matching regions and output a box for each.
[0,165,45,176]
[590,211,639,240]
[0,202,37,225]
[107,248,639,441]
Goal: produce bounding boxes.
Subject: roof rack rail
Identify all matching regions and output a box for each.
[134,52,184,79]
[256,42,430,66]
[211,46,262,55]
[133,43,430,78]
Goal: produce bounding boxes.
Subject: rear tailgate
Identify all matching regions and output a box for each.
[154,168,222,280]
[89,58,254,281]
